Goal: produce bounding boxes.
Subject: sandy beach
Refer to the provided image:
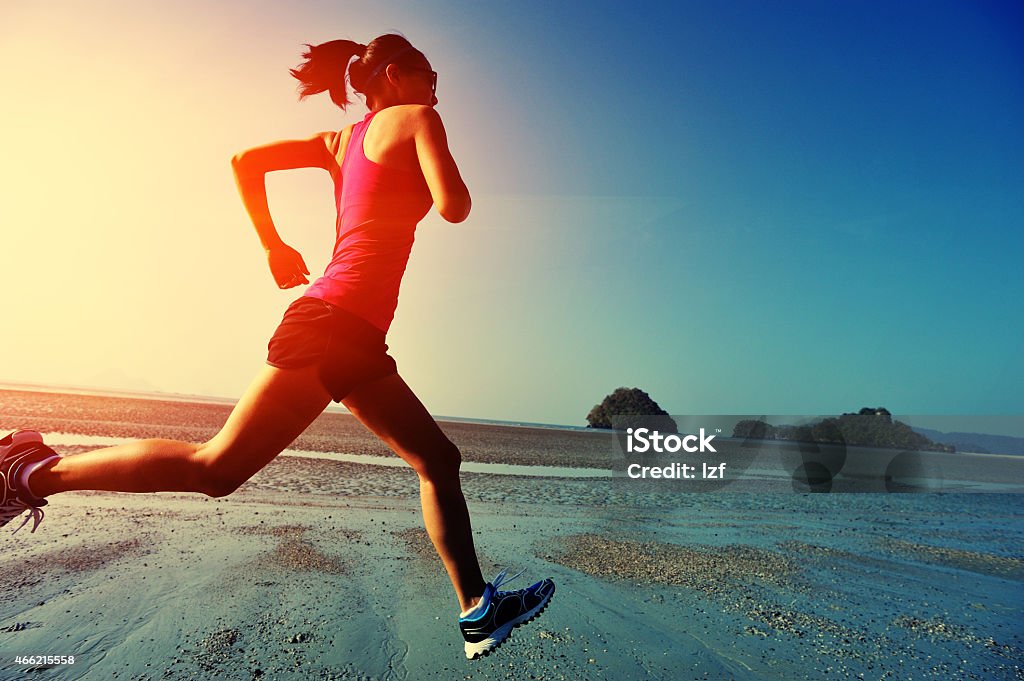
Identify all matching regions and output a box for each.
[1,388,1022,680]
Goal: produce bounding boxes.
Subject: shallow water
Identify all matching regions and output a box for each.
[42,431,611,478]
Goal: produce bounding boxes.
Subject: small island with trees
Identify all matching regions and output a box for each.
[732,407,955,453]
[586,387,677,432]
[586,395,956,454]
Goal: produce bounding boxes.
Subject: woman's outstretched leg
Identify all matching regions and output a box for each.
[341,373,487,613]
[27,364,333,499]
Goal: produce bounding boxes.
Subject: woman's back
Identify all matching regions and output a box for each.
[305,107,434,333]
[357,104,428,172]
[338,107,433,223]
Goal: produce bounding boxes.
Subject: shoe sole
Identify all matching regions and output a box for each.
[465,582,555,660]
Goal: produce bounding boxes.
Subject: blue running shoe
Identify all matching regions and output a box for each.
[0,430,59,533]
[459,567,555,660]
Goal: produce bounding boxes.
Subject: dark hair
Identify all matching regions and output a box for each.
[289,34,426,111]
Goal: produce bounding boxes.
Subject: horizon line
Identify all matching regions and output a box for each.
[0,379,588,432]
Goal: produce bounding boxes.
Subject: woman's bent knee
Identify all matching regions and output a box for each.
[198,477,242,499]
[412,440,462,482]
[189,443,248,498]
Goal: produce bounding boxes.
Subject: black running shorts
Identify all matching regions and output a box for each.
[266,296,398,403]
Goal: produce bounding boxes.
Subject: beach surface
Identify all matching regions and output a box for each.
[1,388,1022,680]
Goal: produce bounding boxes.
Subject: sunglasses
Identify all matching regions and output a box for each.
[406,67,438,96]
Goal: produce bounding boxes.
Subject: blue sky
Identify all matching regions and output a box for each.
[435,0,1024,421]
[2,0,1021,427]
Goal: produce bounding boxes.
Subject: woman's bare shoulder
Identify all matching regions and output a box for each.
[329,124,355,155]
[323,124,355,165]
[379,104,439,125]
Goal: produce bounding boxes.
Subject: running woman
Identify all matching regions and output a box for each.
[0,33,553,660]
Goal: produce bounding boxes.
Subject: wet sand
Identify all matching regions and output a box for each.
[1,388,1022,680]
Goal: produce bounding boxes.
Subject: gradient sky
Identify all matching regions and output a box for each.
[2,0,1022,427]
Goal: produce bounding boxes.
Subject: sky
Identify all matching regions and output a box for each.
[1,0,1022,428]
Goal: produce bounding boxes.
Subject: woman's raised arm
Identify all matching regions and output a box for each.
[231,131,339,176]
[231,131,338,249]
[231,131,338,288]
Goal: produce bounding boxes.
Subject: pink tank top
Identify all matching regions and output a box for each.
[303,110,433,332]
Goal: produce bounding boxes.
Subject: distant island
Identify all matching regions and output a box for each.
[586,387,677,432]
[910,428,1024,456]
[732,407,954,453]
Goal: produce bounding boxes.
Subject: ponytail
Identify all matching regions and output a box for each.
[289,40,366,110]
[291,34,425,111]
